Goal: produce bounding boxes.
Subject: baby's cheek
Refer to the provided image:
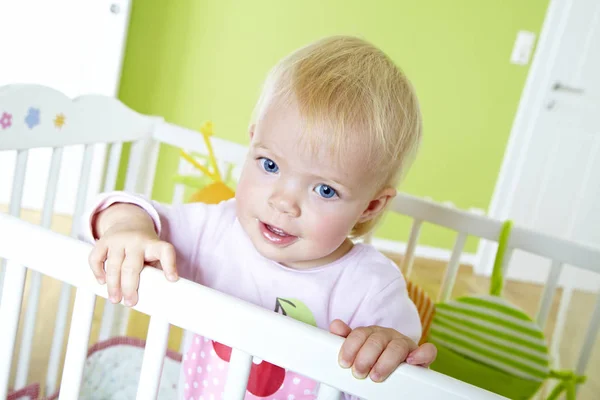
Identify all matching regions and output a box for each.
[309,212,354,248]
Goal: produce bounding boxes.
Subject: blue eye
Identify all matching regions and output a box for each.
[315,184,337,199]
[260,157,279,173]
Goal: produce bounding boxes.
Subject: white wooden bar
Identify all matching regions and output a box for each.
[15,147,64,389]
[550,285,573,365]
[0,263,28,400]
[136,316,170,400]
[0,149,29,399]
[152,121,248,168]
[438,233,468,302]
[47,144,95,394]
[103,142,123,192]
[401,219,423,279]
[97,142,124,342]
[223,349,253,400]
[536,260,563,328]
[576,293,600,375]
[391,194,503,242]
[58,289,96,400]
[0,213,505,400]
[317,384,342,400]
[509,226,600,274]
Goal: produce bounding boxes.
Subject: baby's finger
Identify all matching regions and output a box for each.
[105,248,125,304]
[88,243,108,284]
[148,242,177,281]
[338,327,373,372]
[329,319,352,338]
[351,330,390,379]
[121,250,144,307]
[369,339,412,382]
[407,343,437,367]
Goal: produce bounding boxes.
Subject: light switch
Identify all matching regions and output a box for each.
[510,30,536,65]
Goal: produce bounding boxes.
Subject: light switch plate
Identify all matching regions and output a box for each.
[510,30,536,65]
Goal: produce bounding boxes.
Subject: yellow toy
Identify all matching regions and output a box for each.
[174,121,235,204]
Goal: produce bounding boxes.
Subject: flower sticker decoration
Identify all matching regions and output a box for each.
[25,108,40,129]
[54,113,66,129]
[0,112,12,130]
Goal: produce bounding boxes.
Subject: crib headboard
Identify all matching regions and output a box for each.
[0,84,509,399]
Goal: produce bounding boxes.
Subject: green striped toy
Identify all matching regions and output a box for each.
[428,221,586,400]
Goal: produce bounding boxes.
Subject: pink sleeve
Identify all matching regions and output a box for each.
[81,191,212,282]
[349,277,422,344]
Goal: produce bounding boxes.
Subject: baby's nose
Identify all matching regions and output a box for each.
[269,193,301,218]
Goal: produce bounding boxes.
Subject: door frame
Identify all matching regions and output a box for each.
[475,0,574,281]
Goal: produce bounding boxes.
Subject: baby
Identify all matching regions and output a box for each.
[85,35,436,399]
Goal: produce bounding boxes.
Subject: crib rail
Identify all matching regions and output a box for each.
[392,191,600,395]
[0,214,505,399]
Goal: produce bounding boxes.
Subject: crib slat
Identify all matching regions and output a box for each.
[0,263,28,399]
[96,142,124,341]
[549,285,573,368]
[576,292,600,375]
[103,142,123,192]
[536,260,563,328]
[317,384,342,399]
[47,144,95,394]
[15,147,64,389]
[0,150,29,399]
[401,219,423,279]
[0,150,28,295]
[58,289,96,400]
[136,316,170,400]
[223,349,253,400]
[438,232,468,302]
[106,138,159,339]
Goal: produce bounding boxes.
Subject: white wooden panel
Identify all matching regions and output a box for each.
[576,293,600,375]
[438,233,468,302]
[0,213,505,400]
[58,289,96,400]
[47,144,95,394]
[15,147,64,388]
[316,384,342,400]
[536,260,563,328]
[136,317,170,400]
[223,349,253,400]
[152,121,248,167]
[0,85,155,150]
[400,219,423,279]
[0,150,29,399]
[391,193,503,242]
[0,263,27,400]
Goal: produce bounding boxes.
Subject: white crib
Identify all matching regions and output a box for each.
[0,84,598,400]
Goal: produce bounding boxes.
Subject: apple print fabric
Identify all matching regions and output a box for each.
[83,193,422,400]
[183,335,317,399]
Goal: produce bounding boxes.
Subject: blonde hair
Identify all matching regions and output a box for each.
[253,35,422,237]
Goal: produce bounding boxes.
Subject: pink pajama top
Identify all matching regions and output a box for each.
[84,192,421,400]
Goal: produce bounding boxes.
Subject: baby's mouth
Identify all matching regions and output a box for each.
[265,224,292,237]
[258,221,298,245]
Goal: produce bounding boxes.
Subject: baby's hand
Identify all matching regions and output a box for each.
[88,204,178,307]
[330,320,437,382]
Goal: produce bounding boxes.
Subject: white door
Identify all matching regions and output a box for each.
[0,0,131,214]
[480,0,600,291]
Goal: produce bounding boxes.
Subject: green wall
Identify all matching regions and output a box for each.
[117,0,549,252]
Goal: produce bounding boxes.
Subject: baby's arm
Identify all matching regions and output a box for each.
[88,201,178,307]
[331,277,437,383]
[84,191,212,307]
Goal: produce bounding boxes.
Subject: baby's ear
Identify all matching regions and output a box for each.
[248,123,256,139]
[358,187,397,223]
